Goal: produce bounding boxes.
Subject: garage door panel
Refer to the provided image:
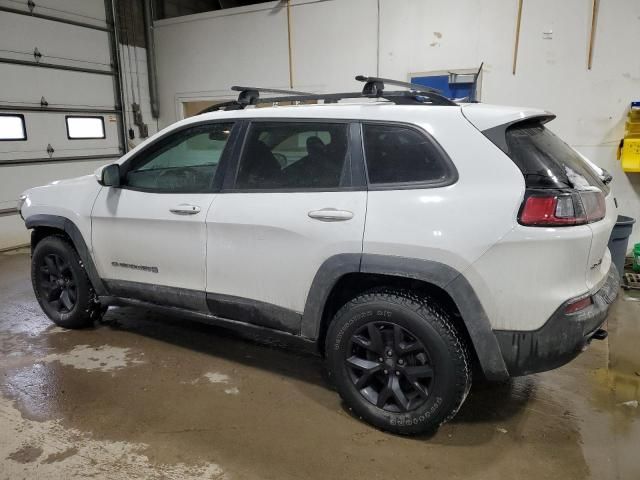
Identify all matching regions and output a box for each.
[0,0,108,29]
[0,215,29,249]
[0,12,111,71]
[0,112,120,160]
[0,158,108,211]
[0,0,122,250]
[0,144,120,161]
[0,64,115,108]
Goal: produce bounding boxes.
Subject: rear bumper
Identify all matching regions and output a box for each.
[494,262,619,376]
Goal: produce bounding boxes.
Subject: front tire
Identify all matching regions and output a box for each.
[31,235,104,329]
[326,289,471,435]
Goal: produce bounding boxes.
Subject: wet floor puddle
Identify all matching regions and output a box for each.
[1,251,639,479]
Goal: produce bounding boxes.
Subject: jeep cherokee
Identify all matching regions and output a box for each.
[18,77,619,435]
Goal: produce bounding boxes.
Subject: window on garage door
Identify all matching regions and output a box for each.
[0,114,27,141]
[65,116,106,139]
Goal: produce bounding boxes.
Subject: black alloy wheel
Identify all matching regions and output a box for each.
[31,235,104,328]
[326,289,471,435]
[346,321,433,413]
[37,253,78,313]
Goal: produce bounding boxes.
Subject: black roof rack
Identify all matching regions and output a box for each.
[355,75,442,95]
[198,75,457,114]
[198,86,313,114]
[230,85,313,106]
[354,75,455,106]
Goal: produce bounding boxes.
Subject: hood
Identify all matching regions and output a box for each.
[44,174,97,187]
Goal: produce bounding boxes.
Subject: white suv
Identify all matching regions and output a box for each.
[18,78,619,435]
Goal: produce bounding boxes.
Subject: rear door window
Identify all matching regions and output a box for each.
[505,122,608,192]
[362,123,454,186]
[234,122,350,190]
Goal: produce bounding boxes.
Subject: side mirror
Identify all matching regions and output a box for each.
[99,163,121,187]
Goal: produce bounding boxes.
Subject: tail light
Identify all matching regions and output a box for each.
[519,189,606,227]
[564,295,593,314]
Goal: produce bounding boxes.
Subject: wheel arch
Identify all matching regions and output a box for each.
[302,253,509,381]
[25,214,106,296]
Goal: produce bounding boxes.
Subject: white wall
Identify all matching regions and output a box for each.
[154,0,640,246]
[154,2,291,122]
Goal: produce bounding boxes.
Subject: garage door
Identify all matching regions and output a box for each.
[0,0,124,250]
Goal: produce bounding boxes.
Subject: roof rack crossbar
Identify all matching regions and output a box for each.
[355,75,456,106]
[230,86,313,96]
[197,91,454,114]
[198,86,315,114]
[197,77,459,115]
[230,85,313,107]
[248,90,455,106]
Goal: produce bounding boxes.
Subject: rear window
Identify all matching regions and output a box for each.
[505,121,608,192]
[363,123,453,186]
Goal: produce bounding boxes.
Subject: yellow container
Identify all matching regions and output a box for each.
[621,137,640,172]
[626,121,640,135]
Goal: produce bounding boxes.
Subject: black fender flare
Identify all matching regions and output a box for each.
[302,253,509,381]
[25,214,107,296]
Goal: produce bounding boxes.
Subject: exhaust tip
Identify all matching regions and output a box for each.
[592,329,608,341]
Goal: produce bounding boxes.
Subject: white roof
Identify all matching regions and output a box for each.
[187,101,551,127]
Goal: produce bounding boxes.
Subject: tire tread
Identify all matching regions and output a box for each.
[31,234,105,328]
[326,287,471,434]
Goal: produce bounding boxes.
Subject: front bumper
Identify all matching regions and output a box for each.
[494,263,620,376]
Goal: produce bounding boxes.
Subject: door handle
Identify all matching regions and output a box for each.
[308,208,354,221]
[170,204,201,215]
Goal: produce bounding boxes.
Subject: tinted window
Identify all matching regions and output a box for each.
[505,121,608,192]
[235,122,350,190]
[363,124,449,185]
[125,122,234,192]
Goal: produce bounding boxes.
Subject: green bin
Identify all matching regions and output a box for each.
[608,215,635,278]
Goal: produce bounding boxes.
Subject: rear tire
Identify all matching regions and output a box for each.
[31,235,105,329]
[325,288,471,435]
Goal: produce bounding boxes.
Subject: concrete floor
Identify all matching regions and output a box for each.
[0,248,639,480]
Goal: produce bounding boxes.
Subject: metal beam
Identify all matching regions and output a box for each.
[143,0,160,118]
[106,0,128,154]
[0,207,18,217]
[0,57,115,76]
[0,154,121,167]
[587,0,599,70]
[0,6,112,32]
[512,0,523,75]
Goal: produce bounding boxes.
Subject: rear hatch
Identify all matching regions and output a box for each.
[463,104,616,291]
